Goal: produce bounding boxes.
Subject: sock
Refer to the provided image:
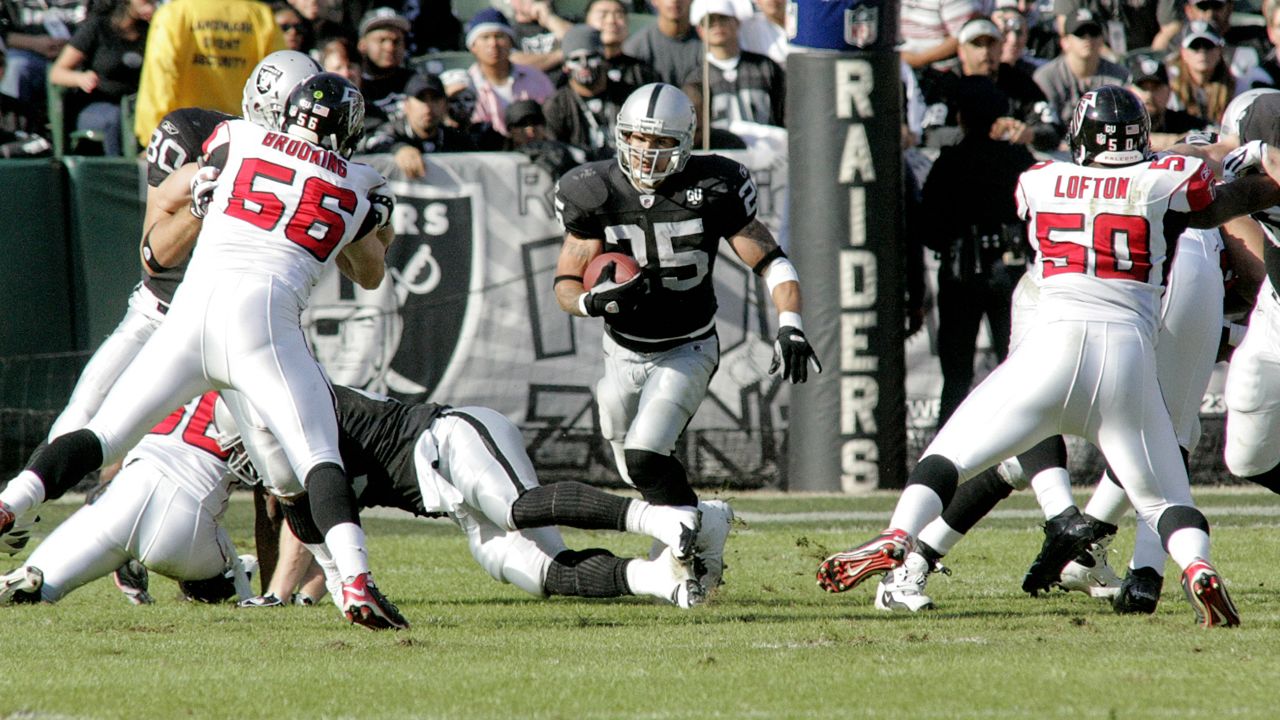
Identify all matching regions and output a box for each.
[917,519,964,557]
[0,471,46,516]
[1082,471,1130,526]
[624,557,679,601]
[624,499,696,548]
[1166,528,1211,570]
[1031,467,1073,520]
[543,549,630,597]
[510,482,630,531]
[939,468,1013,534]
[323,522,370,580]
[1129,513,1167,573]
[888,485,946,537]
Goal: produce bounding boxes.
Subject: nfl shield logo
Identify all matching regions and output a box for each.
[640,195,655,208]
[844,5,878,48]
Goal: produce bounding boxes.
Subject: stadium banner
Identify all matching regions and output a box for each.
[0,160,75,356]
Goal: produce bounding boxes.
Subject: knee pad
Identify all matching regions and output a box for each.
[1156,505,1209,550]
[622,449,697,506]
[280,495,325,544]
[908,455,958,508]
[28,429,105,501]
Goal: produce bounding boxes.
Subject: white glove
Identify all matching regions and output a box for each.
[189,165,221,219]
[1222,140,1268,181]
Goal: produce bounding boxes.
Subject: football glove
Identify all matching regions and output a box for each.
[0,514,39,556]
[189,164,221,219]
[1223,140,1268,181]
[581,262,650,316]
[370,186,395,229]
[769,326,822,383]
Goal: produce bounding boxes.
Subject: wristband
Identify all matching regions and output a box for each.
[577,292,590,316]
[779,311,803,332]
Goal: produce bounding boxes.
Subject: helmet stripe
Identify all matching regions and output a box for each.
[646,84,664,119]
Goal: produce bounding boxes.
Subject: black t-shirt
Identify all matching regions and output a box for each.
[555,155,756,349]
[364,118,478,154]
[542,82,630,160]
[69,14,146,102]
[605,54,660,89]
[684,52,785,127]
[140,107,234,304]
[920,134,1036,255]
[920,65,1061,151]
[333,385,448,516]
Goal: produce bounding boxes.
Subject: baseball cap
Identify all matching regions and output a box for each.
[690,0,749,26]
[1193,0,1228,8]
[359,7,410,37]
[404,72,446,100]
[561,24,603,57]
[439,68,472,90]
[957,18,1002,45]
[466,8,517,47]
[1063,9,1103,37]
[505,99,545,128]
[1181,20,1225,49]
[1126,53,1168,85]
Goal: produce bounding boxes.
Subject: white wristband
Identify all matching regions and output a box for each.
[778,311,803,332]
[763,257,800,294]
[577,292,590,316]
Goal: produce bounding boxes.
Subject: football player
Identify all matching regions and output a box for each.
[817,85,1280,628]
[227,385,708,612]
[551,82,820,591]
[0,393,256,605]
[0,72,404,630]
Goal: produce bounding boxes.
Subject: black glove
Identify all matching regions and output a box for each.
[769,326,822,383]
[370,186,395,229]
[582,262,650,316]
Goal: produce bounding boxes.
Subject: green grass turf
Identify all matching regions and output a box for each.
[3,488,1279,719]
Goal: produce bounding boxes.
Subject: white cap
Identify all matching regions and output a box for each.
[690,0,751,26]
[957,18,1002,44]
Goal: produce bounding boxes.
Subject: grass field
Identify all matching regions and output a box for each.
[4,487,1279,719]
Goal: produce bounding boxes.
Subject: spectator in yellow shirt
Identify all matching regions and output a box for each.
[133,0,284,146]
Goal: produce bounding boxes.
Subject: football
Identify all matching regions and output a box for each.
[583,252,642,290]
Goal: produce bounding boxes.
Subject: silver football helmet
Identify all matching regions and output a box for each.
[1220,88,1280,139]
[242,50,322,130]
[212,396,261,486]
[615,82,696,191]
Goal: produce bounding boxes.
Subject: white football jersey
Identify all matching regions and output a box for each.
[191,119,387,299]
[1015,154,1215,335]
[124,392,232,517]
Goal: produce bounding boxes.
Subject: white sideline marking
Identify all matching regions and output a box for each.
[734,504,1280,524]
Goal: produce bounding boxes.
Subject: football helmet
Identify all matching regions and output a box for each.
[213,397,261,485]
[1067,85,1150,167]
[615,82,696,191]
[242,50,321,130]
[282,72,366,158]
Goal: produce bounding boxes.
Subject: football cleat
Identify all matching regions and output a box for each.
[1112,566,1163,615]
[875,551,948,612]
[1056,533,1122,598]
[1022,508,1115,596]
[0,565,42,604]
[817,528,912,594]
[113,560,154,605]
[667,505,701,562]
[342,573,409,630]
[1180,559,1240,629]
[237,593,285,608]
[693,499,733,589]
[656,546,705,609]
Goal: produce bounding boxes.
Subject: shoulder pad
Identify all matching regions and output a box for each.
[557,162,610,211]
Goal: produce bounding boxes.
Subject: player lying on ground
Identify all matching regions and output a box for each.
[817,86,1280,628]
[226,385,714,628]
[0,393,256,604]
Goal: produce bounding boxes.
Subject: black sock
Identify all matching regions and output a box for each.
[510,482,630,531]
[305,463,359,535]
[1018,436,1067,479]
[1239,464,1280,495]
[280,493,325,544]
[28,429,104,502]
[543,548,630,597]
[939,467,1014,534]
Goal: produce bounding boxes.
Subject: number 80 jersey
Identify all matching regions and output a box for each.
[555,156,757,350]
[193,119,388,299]
[1015,154,1215,336]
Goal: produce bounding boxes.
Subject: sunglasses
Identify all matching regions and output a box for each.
[1072,26,1103,38]
[1186,39,1221,51]
[279,22,307,32]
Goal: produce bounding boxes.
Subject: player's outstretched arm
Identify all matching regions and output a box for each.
[1189,174,1280,229]
[337,231,388,290]
[139,162,203,275]
[728,219,822,383]
[554,232,604,317]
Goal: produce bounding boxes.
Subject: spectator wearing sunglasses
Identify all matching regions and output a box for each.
[543,24,631,159]
[1032,9,1129,130]
[1173,0,1267,89]
[1052,0,1178,56]
[1167,20,1235,123]
[272,2,313,54]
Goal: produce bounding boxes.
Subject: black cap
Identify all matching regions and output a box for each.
[404,72,446,100]
[1063,8,1103,36]
[1126,54,1168,85]
[505,99,545,128]
[359,7,410,37]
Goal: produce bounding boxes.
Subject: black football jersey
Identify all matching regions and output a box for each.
[555,155,757,350]
[333,385,448,517]
[141,107,235,305]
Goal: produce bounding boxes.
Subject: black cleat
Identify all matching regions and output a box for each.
[1022,508,1115,596]
[1113,566,1163,615]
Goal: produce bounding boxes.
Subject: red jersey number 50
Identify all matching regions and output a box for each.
[1035,211,1152,282]
[225,158,359,261]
